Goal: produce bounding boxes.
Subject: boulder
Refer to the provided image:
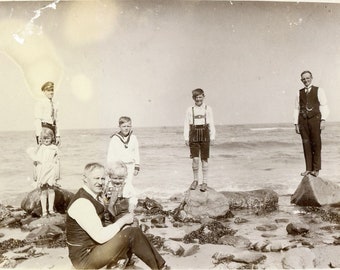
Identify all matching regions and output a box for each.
[21,188,74,216]
[181,187,231,219]
[182,244,200,257]
[221,189,278,212]
[286,222,310,235]
[21,213,66,231]
[218,235,251,248]
[291,176,340,206]
[163,240,184,256]
[281,247,316,269]
[232,251,267,264]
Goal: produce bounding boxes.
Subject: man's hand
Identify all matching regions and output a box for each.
[320,120,326,130]
[185,140,189,146]
[210,139,215,146]
[295,124,300,134]
[119,213,134,226]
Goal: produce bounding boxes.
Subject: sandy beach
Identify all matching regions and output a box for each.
[1,189,340,270]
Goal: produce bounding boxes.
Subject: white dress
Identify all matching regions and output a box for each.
[27,144,60,187]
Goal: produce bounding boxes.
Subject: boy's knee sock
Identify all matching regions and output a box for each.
[47,189,55,212]
[202,160,208,184]
[192,158,199,181]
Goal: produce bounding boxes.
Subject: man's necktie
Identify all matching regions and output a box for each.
[50,99,55,123]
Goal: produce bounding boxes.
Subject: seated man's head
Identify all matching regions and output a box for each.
[83,163,106,195]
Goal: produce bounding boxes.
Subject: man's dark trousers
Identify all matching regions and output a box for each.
[298,114,322,171]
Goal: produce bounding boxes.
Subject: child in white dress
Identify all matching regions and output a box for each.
[27,128,60,217]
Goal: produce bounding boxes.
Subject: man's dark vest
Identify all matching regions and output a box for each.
[66,188,105,266]
[299,86,320,119]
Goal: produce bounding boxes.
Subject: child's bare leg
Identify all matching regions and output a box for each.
[40,190,48,217]
[47,188,56,214]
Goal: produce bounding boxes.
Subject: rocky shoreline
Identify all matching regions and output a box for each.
[1,176,340,269]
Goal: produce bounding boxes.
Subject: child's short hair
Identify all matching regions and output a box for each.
[192,88,205,99]
[40,128,54,139]
[119,116,132,126]
[106,161,128,181]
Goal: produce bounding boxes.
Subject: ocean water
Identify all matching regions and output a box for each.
[1,123,339,205]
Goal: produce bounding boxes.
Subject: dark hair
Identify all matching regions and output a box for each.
[300,70,313,78]
[192,88,205,99]
[84,162,104,176]
[41,81,54,91]
[119,116,132,126]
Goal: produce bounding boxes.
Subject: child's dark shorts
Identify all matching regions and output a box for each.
[189,141,210,160]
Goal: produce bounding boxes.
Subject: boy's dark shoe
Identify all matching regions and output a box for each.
[200,183,207,192]
[190,181,198,190]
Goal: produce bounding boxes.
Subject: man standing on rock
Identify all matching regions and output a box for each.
[294,71,329,177]
[34,81,60,146]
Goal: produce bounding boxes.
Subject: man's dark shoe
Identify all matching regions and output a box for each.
[300,171,311,176]
[190,181,198,190]
[310,171,319,177]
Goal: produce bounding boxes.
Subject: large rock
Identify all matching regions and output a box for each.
[221,189,279,211]
[21,188,74,216]
[281,247,316,269]
[182,187,231,219]
[291,176,340,206]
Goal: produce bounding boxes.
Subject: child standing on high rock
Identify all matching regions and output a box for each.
[184,88,215,192]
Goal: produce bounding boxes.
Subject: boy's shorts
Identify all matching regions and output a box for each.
[189,141,210,160]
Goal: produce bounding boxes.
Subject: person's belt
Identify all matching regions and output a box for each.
[191,124,208,128]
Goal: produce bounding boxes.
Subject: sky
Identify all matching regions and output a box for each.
[0,0,340,131]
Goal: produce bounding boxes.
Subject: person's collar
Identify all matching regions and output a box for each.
[194,103,205,108]
[118,131,131,137]
[82,185,99,200]
[43,95,53,101]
